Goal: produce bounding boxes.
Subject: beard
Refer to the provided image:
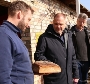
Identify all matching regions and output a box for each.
[17,18,26,32]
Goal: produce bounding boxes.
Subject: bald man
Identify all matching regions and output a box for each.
[34,13,79,84]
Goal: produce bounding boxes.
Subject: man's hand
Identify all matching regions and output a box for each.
[73,78,79,83]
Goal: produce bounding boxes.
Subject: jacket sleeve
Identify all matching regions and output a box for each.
[34,34,49,61]
[72,41,79,79]
[0,32,13,84]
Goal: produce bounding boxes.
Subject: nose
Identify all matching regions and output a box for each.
[57,25,61,28]
[81,22,84,25]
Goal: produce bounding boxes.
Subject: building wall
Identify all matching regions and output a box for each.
[4,0,78,84]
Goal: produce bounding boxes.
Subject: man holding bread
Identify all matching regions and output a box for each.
[34,13,79,84]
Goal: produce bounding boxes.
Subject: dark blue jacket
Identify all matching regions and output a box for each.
[0,21,34,84]
[34,24,79,84]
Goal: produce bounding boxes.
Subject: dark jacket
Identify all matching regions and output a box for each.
[0,21,34,84]
[34,24,79,84]
[71,25,90,61]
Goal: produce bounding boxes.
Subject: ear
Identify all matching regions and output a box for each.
[17,11,23,19]
[53,20,54,24]
[77,19,78,22]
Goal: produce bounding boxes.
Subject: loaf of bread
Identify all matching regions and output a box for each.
[32,61,61,74]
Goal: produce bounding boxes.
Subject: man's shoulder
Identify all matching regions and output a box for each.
[0,24,6,30]
[0,24,10,34]
[39,32,48,39]
[84,26,89,31]
[0,24,9,37]
[70,25,76,31]
[67,30,73,38]
[84,27,90,35]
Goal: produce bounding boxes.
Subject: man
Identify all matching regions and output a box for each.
[34,13,79,84]
[71,13,90,84]
[0,1,34,84]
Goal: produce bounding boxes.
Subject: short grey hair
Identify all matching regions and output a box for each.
[78,13,88,19]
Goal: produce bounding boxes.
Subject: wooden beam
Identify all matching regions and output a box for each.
[69,4,76,10]
[81,10,88,13]
[64,0,75,4]
[0,0,10,7]
[60,0,75,6]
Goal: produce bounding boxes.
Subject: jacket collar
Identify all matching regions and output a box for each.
[45,24,68,38]
[72,25,87,32]
[2,20,21,33]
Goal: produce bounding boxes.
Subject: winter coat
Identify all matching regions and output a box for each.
[0,21,34,84]
[34,24,79,84]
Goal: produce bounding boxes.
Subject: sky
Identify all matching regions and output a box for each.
[80,0,90,11]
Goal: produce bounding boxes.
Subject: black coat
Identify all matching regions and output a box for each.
[34,24,79,84]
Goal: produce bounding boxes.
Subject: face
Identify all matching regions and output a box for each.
[77,18,87,29]
[53,16,66,34]
[17,10,32,31]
